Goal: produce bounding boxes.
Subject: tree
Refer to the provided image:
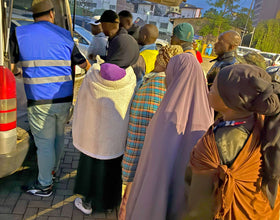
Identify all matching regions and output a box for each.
[201,1,253,41]
[207,0,240,16]
[252,19,280,53]
[231,9,253,33]
[199,8,231,38]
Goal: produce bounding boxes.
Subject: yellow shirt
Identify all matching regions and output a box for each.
[140,49,159,74]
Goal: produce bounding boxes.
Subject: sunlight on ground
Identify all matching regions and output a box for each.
[25,170,78,220]
[59,170,77,181]
[25,195,79,220]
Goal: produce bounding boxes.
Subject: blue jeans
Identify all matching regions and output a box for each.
[28,102,71,186]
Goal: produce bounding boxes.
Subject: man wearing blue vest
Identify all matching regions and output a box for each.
[10,0,89,197]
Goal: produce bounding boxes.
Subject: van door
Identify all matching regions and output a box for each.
[0,0,73,178]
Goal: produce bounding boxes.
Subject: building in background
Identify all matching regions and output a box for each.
[69,0,117,16]
[90,0,117,11]
[167,3,202,19]
[253,0,280,26]
[137,1,155,14]
[116,0,134,12]
[69,0,202,41]
[154,4,168,16]
[167,6,181,18]
[132,12,173,40]
[181,4,202,18]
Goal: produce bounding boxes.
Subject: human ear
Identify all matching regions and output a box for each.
[229,44,236,51]
[143,34,147,42]
[50,10,55,21]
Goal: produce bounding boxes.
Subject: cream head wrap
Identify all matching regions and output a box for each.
[156,45,183,69]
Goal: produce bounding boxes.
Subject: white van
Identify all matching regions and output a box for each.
[273,54,280,66]
[237,46,261,56]
[0,0,73,178]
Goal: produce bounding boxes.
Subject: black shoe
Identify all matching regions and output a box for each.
[22,181,53,197]
[52,171,59,182]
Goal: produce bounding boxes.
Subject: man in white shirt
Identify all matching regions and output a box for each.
[87,16,108,64]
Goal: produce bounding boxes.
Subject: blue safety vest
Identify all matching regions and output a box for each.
[16,21,74,105]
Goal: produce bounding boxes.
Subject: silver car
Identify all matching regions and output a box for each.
[73,24,93,58]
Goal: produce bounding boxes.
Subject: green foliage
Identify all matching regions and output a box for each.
[200,8,232,37]
[207,0,240,15]
[252,19,280,53]
[201,1,253,39]
[231,11,253,32]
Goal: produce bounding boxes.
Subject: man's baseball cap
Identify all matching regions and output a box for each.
[173,23,194,43]
[31,0,54,14]
[89,16,101,25]
[97,10,120,23]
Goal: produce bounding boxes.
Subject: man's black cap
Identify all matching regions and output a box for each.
[98,10,120,23]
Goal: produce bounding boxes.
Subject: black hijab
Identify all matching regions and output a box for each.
[106,27,139,68]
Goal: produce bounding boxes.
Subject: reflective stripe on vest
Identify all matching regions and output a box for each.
[23,74,72,84]
[20,60,71,68]
[16,21,74,102]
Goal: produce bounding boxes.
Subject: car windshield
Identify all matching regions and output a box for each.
[74,25,93,42]
[260,53,277,59]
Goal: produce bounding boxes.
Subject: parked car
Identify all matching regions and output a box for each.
[72,15,91,32]
[236,46,261,56]
[73,24,93,58]
[266,66,280,83]
[73,25,93,75]
[260,52,279,66]
[272,54,280,66]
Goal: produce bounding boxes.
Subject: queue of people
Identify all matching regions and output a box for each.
[9,0,280,219]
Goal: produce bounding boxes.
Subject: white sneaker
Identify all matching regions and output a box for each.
[74,197,92,215]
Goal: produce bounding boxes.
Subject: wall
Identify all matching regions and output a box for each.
[137,4,153,14]
[132,12,173,37]
[116,0,135,13]
[91,0,117,10]
[181,8,197,18]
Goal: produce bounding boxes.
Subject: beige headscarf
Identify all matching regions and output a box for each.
[157,45,183,69]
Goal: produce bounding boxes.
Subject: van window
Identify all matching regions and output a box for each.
[13,0,33,18]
